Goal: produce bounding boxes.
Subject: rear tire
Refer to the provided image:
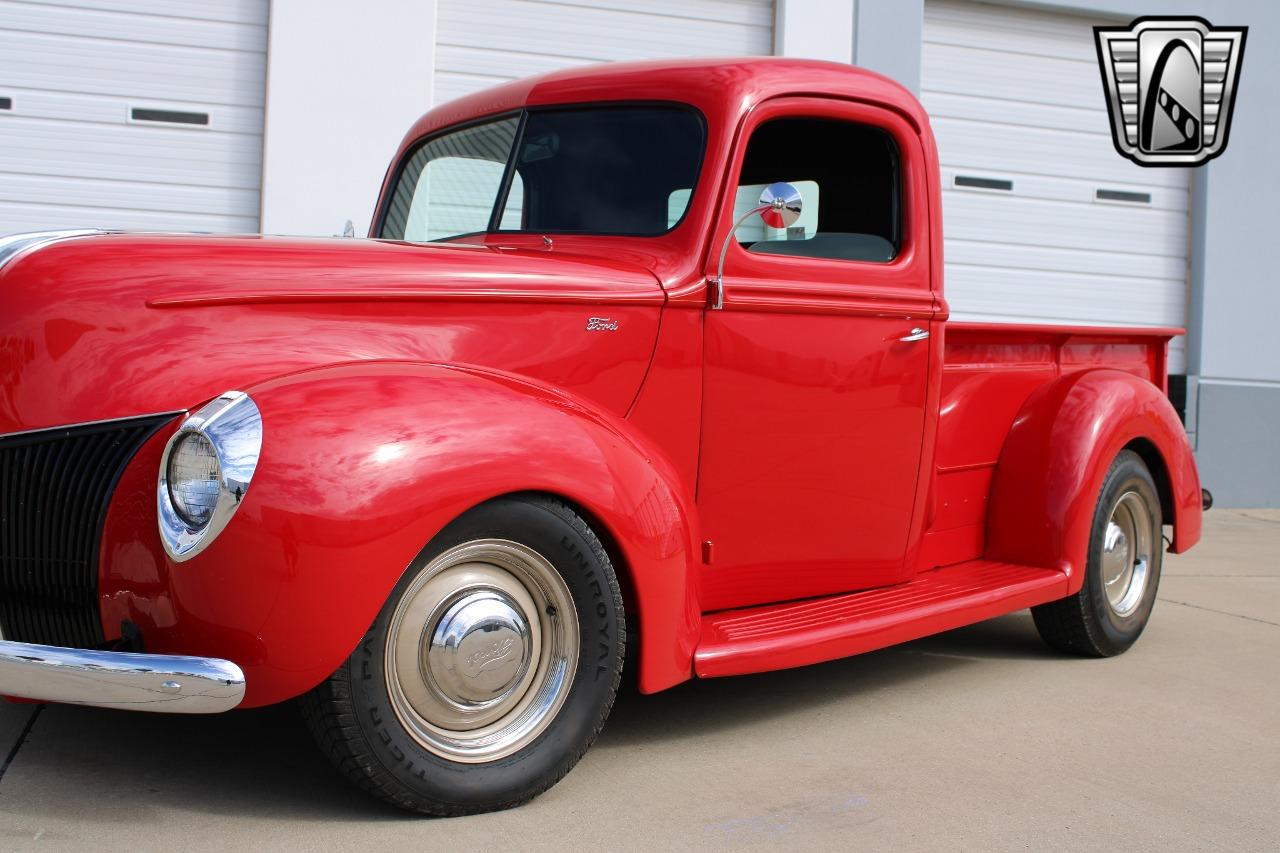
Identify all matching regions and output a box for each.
[301,495,625,815]
[1032,450,1163,657]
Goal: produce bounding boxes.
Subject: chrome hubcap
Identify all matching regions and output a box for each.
[1102,491,1152,617]
[426,590,532,708]
[386,539,578,763]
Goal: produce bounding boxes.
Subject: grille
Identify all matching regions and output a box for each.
[0,414,173,647]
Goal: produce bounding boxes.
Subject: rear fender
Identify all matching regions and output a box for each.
[985,369,1201,594]
[139,361,700,706]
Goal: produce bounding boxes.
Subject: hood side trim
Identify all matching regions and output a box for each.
[147,287,666,309]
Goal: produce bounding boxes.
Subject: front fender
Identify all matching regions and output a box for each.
[985,369,1201,593]
[101,361,700,707]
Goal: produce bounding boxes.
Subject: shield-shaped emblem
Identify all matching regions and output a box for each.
[1095,17,1247,167]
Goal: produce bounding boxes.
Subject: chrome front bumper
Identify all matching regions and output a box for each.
[0,640,245,713]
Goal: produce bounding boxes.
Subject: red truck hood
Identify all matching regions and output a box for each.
[0,233,665,433]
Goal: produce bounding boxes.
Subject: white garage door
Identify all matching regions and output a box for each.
[0,0,267,235]
[434,0,776,105]
[922,0,1192,372]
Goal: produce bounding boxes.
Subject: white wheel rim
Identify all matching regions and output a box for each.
[384,539,579,763]
[1101,490,1153,618]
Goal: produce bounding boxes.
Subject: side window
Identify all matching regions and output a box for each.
[387,117,519,242]
[735,117,900,263]
[403,160,522,241]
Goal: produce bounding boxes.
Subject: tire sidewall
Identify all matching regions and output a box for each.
[349,499,624,810]
[1084,453,1163,654]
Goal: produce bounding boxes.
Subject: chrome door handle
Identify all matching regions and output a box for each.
[899,327,930,342]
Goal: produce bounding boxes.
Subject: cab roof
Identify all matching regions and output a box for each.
[396,57,929,154]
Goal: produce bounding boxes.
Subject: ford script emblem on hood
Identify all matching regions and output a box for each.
[586,317,619,331]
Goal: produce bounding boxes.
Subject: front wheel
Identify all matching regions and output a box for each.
[1032,449,1164,656]
[301,496,625,815]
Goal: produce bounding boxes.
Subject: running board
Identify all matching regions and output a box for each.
[695,560,1069,678]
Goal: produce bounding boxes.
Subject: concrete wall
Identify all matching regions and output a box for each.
[776,0,855,62]
[855,0,924,92]
[260,0,437,237]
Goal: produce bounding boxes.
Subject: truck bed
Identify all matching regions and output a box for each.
[919,321,1182,571]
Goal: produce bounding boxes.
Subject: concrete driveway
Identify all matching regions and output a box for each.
[1,509,1276,851]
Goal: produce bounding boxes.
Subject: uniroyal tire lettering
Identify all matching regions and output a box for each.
[557,535,614,681]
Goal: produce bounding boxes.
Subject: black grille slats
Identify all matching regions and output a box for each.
[0,414,172,647]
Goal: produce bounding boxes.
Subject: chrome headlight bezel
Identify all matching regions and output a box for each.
[158,391,262,562]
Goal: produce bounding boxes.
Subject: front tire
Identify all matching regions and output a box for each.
[301,496,625,815]
[1032,449,1164,657]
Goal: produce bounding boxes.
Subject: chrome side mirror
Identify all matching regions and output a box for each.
[756,182,804,229]
[711,182,804,310]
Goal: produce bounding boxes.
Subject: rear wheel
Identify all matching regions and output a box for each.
[301,496,625,815]
[1032,450,1163,656]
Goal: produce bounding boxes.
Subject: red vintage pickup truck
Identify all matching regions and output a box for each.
[0,58,1203,815]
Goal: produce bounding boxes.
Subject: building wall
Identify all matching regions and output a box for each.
[260,0,437,237]
[776,0,855,61]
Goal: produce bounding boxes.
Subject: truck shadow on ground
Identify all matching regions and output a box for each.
[0,612,1055,825]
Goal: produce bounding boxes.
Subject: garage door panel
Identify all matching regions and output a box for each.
[0,0,266,52]
[924,90,1113,143]
[436,45,605,84]
[435,0,773,104]
[928,119,1180,188]
[945,263,1185,324]
[939,168,1187,212]
[942,192,1187,257]
[3,118,262,189]
[0,173,259,221]
[1,31,265,108]
[925,0,1190,354]
[0,201,258,235]
[0,1,267,234]
[548,0,774,27]
[924,2,1096,62]
[2,87,265,136]
[944,240,1186,283]
[923,42,1100,111]
[438,3,770,59]
[31,0,268,26]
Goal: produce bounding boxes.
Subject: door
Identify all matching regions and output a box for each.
[697,97,937,613]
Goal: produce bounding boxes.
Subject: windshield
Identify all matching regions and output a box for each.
[379,105,706,242]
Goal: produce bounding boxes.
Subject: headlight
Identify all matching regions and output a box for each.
[158,391,262,561]
[167,432,220,526]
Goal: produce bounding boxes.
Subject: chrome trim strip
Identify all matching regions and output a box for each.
[0,229,106,274]
[0,639,245,713]
[157,391,262,562]
[0,410,184,442]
